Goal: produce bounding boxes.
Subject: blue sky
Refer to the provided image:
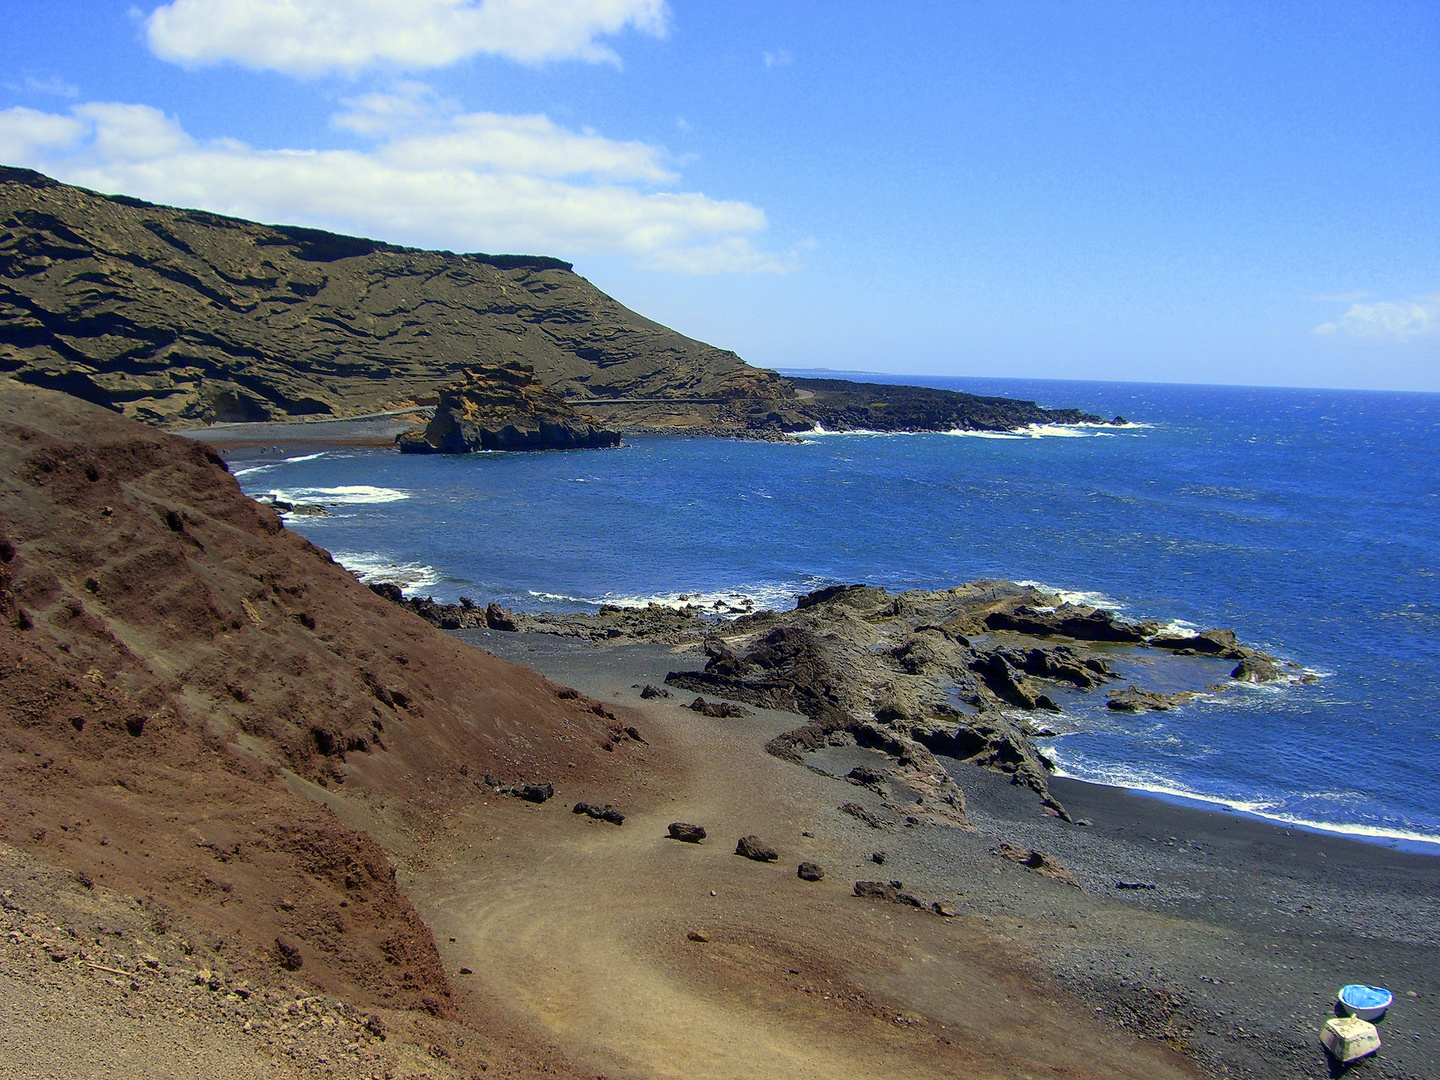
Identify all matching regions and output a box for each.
[2,1,1437,390]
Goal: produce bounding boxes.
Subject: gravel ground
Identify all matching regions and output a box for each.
[473,630,1439,1080]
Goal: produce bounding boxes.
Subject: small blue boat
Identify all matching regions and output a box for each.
[1338,984,1392,1022]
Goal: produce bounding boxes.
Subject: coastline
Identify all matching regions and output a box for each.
[466,628,1439,1080]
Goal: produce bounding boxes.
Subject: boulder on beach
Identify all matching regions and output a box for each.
[735,835,778,862]
[797,861,825,881]
[573,801,625,825]
[668,822,706,843]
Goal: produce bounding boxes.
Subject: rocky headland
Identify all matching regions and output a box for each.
[2,167,1099,443]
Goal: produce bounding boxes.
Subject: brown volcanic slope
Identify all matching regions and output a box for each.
[0,167,794,427]
[0,378,656,1030]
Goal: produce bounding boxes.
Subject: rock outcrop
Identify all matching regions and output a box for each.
[396,364,619,453]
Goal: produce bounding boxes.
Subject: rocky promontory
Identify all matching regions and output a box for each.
[371,579,1288,825]
[396,364,620,453]
[3,167,1102,440]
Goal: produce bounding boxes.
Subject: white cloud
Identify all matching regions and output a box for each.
[334,90,677,182]
[146,0,668,75]
[1314,295,1440,342]
[0,106,85,163]
[0,99,795,274]
[763,48,793,68]
[13,74,81,98]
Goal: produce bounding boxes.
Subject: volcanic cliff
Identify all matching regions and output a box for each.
[0,377,658,1038]
[1,167,1098,439]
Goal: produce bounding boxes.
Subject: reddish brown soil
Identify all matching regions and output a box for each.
[0,379,658,1048]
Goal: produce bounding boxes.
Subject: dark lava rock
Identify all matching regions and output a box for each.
[790,377,1100,433]
[667,822,706,843]
[1117,880,1158,890]
[931,900,958,917]
[847,765,886,785]
[505,781,553,804]
[984,603,1156,643]
[1106,686,1195,712]
[735,835,778,862]
[639,684,671,699]
[687,696,750,718]
[573,801,625,825]
[485,602,518,631]
[1149,627,1248,659]
[870,850,887,865]
[795,583,890,612]
[838,802,886,829]
[1232,655,1283,683]
[797,861,825,881]
[398,363,621,453]
[853,880,925,907]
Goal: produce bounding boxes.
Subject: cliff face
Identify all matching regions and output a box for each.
[0,377,654,1015]
[0,167,794,428]
[398,363,621,453]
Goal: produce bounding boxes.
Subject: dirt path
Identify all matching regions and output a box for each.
[409,657,1201,1080]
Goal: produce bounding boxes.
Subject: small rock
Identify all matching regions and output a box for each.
[847,765,886,785]
[931,901,958,917]
[639,684,671,699]
[459,967,473,975]
[797,862,824,882]
[1231,655,1282,683]
[274,936,303,971]
[505,781,553,804]
[870,850,887,865]
[839,802,885,829]
[688,696,750,718]
[573,801,625,825]
[667,822,707,843]
[687,930,710,943]
[735,835,778,862]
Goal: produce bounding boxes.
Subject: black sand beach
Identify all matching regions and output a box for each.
[467,629,1440,1080]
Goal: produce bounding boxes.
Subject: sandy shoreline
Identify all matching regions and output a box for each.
[464,628,1439,1080]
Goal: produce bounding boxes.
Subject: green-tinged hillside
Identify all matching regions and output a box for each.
[0,167,798,430]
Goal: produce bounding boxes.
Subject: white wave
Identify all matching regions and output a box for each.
[263,485,409,505]
[231,451,330,477]
[1013,579,1125,611]
[331,551,440,594]
[526,580,807,615]
[802,423,1126,441]
[1048,753,1440,848]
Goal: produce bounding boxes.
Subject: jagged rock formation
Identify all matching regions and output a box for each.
[396,363,620,453]
[2,167,1100,437]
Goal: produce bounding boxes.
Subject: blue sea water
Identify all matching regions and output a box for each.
[222,375,1440,851]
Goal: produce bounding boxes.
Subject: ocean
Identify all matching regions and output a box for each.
[223,375,1440,853]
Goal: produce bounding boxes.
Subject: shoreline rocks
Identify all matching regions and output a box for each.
[397,364,620,454]
[366,578,1286,824]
